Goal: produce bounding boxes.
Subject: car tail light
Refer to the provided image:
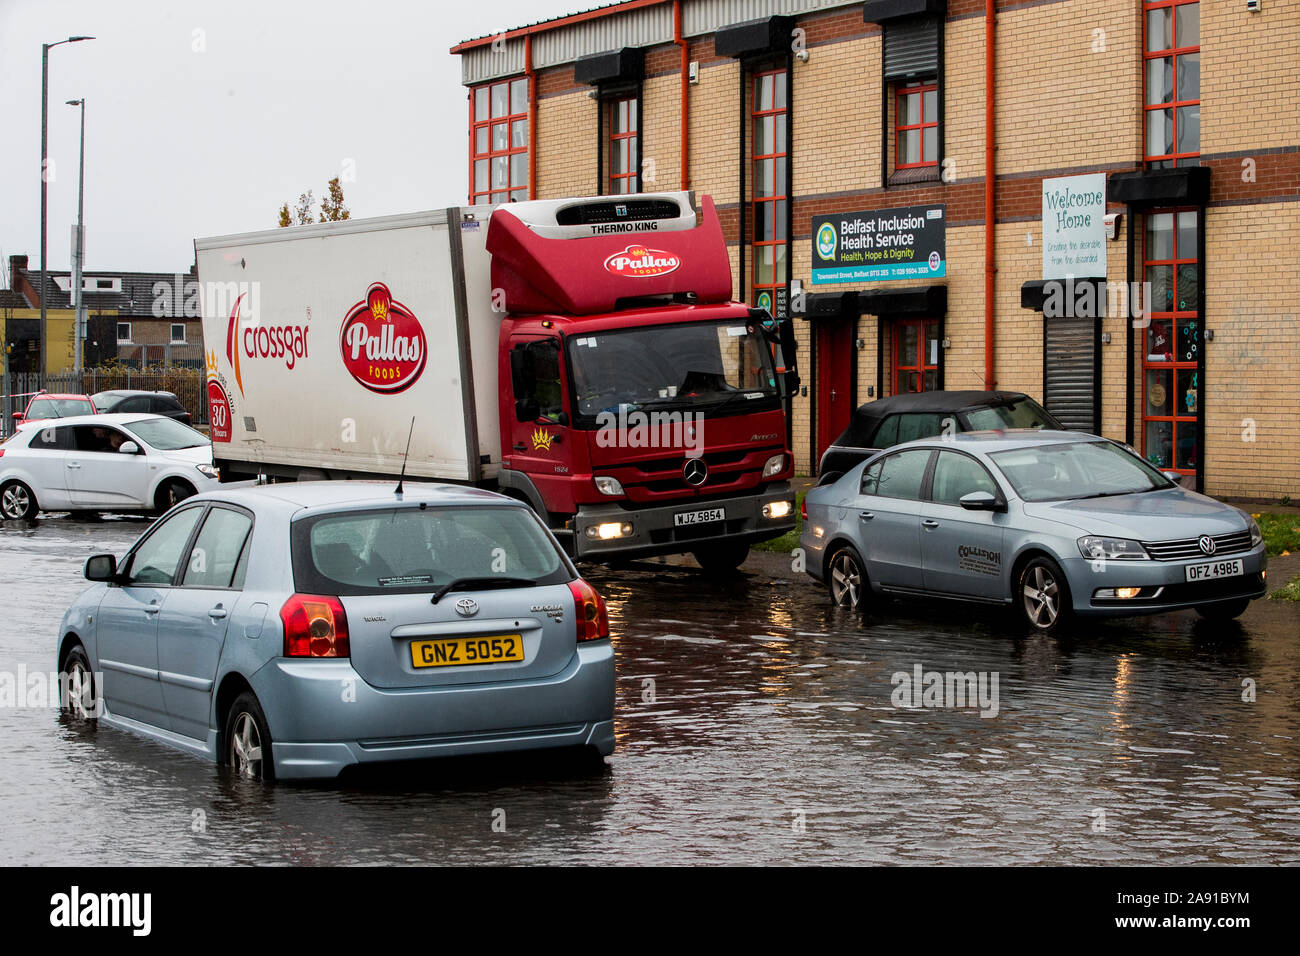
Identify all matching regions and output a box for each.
[568,579,610,642]
[281,594,350,658]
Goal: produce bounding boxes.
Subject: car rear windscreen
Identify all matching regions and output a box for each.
[964,397,1061,431]
[291,505,571,595]
[25,398,89,418]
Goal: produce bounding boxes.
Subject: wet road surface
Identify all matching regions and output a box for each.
[2,515,1298,864]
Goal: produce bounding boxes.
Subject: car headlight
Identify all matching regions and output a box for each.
[1247,515,1263,548]
[196,464,219,479]
[593,476,624,496]
[1078,536,1147,561]
[762,453,787,478]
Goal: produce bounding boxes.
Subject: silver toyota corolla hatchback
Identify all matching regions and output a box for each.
[800,431,1267,632]
[56,481,616,780]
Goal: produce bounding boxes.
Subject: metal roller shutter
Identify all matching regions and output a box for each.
[1043,317,1099,433]
[884,17,939,80]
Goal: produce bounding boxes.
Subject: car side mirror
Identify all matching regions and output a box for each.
[84,553,118,582]
[515,397,539,422]
[11,412,22,421]
[1161,470,1182,484]
[959,491,1003,512]
[118,441,140,455]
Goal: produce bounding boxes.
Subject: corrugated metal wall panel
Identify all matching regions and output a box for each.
[684,0,859,38]
[1043,317,1098,433]
[882,16,938,80]
[534,5,675,69]
[461,40,526,85]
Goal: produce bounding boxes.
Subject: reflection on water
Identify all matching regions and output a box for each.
[1,519,1298,864]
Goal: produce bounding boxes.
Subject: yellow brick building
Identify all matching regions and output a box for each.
[454,0,1300,502]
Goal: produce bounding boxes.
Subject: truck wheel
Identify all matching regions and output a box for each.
[692,541,749,574]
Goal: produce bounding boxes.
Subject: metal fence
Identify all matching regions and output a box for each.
[1,368,208,439]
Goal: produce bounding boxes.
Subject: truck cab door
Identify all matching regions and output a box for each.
[506,335,572,507]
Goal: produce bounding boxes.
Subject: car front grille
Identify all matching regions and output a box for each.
[1141,530,1253,561]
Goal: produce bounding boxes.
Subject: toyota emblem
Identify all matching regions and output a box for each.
[455,598,480,617]
[1198,535,1216,555]
[683,458,708,486]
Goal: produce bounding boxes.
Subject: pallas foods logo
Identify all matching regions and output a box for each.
[339,282,427,394]
[603,244,682,278]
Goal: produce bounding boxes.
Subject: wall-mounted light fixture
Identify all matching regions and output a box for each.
[941,337,951,349]
[1100,332,1112,344]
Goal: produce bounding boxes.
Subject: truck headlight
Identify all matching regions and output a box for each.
[762,453,787,478]
[197,464,219,479]
[585,521,632,540]
[593,476,624,496]
[763,500,793,519]
[1078,536,1147,560]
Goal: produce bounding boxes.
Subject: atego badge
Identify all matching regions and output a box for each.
[339,282,428,394]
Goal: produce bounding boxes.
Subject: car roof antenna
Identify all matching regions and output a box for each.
[395,417,415,497]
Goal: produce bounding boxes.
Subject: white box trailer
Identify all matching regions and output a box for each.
[196,208,500,482]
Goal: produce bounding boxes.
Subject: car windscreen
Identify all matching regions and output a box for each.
[25,398,90,418]
[989,441,1173,502]
[962,397,1061,431]
[291,505,572,596]
[565,318,780,425]
[124,417,208,450]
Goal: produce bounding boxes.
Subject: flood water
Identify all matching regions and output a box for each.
[3,515,1298,864]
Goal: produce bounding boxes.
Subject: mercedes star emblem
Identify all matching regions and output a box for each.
[683,457,708,486]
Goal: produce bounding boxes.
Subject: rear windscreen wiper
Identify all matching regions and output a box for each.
[431,576,537,604]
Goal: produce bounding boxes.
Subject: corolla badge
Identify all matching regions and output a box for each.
[454,598,479,618]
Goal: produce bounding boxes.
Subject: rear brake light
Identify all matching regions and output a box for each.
[281,594,350,658]
[800,496,807,520]
[568,579,610,642]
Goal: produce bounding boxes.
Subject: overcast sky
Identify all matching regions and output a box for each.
[0,0,594,279]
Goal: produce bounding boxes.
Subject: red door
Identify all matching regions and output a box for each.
[816,320,855,460]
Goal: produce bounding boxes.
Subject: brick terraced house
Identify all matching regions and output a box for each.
[452,0,1299,500]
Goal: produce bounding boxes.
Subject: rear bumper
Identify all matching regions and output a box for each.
[251,640,615,780]
[571,482,795,560]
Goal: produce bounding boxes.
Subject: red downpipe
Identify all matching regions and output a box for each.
[526,34,537,199]
[983,0,996,390]
[674,0,690,190]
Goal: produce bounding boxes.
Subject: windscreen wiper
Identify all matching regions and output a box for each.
[431,576,537,604]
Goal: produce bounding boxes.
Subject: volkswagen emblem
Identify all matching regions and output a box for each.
[683,457,708,486]
[454,598,479,617]
[1198,535,1216,555]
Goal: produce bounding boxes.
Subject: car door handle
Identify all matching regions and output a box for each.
[66,462,80,469]
[513,442,526,451]
[859,511,874,520]
[144,602,160,615]
[922,519,940,529]
[208,606,228,620]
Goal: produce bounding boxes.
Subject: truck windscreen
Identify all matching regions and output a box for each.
[566,319,781,426]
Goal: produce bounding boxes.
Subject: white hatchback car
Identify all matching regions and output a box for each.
[0,413,219,519]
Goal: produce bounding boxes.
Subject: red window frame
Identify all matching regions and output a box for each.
[1140,208,1200,475]
[469,78,529,205]
[607,96,638,195]
[751,68,787,312]
[1142,0,1200,167]
[892,319,940,396]
[895,82,939,169]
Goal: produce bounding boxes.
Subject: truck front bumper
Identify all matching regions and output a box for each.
[570,482,796,560]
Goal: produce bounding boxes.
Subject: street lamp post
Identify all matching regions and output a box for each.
[40,34,93,380]
[67,98,86,372]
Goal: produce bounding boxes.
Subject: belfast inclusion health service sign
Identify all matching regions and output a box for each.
[811,204,946,284]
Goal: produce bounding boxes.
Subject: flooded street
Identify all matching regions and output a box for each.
[3,515,1299,865]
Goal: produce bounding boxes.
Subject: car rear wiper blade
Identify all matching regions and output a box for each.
[431,576,538,604]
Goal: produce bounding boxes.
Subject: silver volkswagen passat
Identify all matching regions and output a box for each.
[800,431,1267,632]
[56,481,616,780]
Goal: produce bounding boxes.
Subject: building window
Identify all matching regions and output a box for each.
[116,322,131,344]
[890,318,940,396]
[170,323,186,345]
[895,81,939,169]
[1141,209,1200,474]
[751,68,787,314]
[607,96,638,195]
[1143,0,1199,167]
[470,77,529,204]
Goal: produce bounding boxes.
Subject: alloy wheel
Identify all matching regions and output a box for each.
[1022,565,1060,628]
[830,551,862,610]
[230,712,263,778]
[2,484,31,519]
